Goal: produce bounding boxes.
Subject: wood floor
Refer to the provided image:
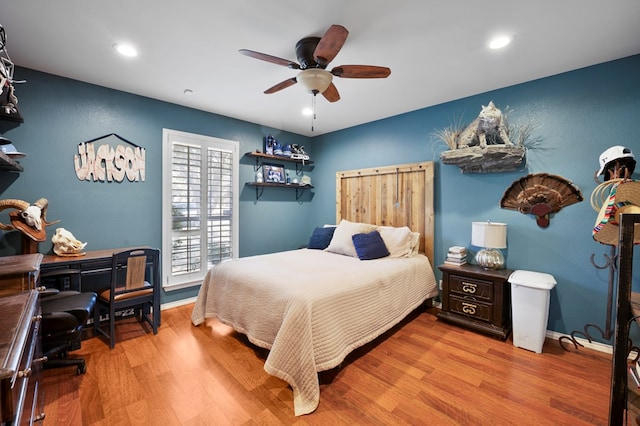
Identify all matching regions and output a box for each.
[41,303,619,425]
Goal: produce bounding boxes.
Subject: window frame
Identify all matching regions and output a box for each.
[161,129,239,290]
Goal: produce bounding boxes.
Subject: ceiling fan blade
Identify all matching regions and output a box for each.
[264,77,298,94]
[321,83,340,102]
[314,25,349,67]
[331,65,391,78]
[239,49,300,69]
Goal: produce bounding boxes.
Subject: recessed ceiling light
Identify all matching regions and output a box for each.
[302,107,313,116]
[489,36,512,50]
[113,43,138,57]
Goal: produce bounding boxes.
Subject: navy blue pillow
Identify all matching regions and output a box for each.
[352,231,390,260]
[308,226,336,250]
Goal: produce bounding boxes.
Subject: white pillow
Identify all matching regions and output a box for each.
[377,226,413,258]
[325,219,376,257]
[409,232,421,256]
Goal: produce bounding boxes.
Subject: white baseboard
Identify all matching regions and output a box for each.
[545,330,613,354]
[161,296,197,311]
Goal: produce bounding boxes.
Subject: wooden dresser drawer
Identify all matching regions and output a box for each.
[449,274,493,301]
[0,290,43,426]
[449,294,492,322]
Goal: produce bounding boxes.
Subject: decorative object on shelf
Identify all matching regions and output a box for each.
[264,135,275,155]
[74,133,146,183]
[51,227,87,257]
[0,136,25,158]
[264,163,285,183]
[500,172,583,228]
[471,221,507,270]
[291,144,310,161]
[255,168,263,183]
[437,101,533,173]
[0,24,24,122]
[300,175,312,186]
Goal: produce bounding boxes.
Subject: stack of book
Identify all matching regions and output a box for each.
[445,246,467,266]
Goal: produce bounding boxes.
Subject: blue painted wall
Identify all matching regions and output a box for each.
[0,67,314,304]
[310,54,640,344]
[1,55,638,344]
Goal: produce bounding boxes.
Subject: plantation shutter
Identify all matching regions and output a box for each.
[162,129,238,290]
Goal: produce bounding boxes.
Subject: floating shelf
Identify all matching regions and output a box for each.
[0,151,23,172]
[246,182,314,200]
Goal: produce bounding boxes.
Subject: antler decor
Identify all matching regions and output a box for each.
[500,173,583,227]
[0,198,59,241]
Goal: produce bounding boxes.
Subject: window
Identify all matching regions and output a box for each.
[162,129,239,290]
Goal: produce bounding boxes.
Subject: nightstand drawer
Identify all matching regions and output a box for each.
[449,295,492,322]
[449,274,493,301]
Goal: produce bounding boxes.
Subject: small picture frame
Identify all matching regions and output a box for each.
[264,163,285,183]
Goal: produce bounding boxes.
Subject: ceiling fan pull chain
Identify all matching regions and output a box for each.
[311,92,317,132]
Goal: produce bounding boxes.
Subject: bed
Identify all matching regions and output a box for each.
[191,161,437,416]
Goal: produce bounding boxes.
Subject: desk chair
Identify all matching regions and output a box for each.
[93,248,160,349]
[40,289,97,374]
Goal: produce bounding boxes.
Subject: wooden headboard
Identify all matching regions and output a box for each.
[336,162,435,266]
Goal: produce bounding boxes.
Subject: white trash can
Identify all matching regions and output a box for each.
[508,270,557,354]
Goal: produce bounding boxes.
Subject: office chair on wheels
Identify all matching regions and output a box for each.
[40,289,97,374]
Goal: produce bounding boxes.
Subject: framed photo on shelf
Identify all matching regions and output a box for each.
[264,163,285,183]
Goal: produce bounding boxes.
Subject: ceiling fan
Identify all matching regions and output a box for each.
[239,24,391,102]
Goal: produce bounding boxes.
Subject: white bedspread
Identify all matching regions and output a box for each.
[191,249,437,415]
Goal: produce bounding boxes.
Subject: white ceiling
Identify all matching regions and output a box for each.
[2,1,640,137]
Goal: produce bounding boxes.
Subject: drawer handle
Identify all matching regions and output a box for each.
[18,367,32,378]
[461,282,477,293]
[462,302,477,315]
[34,355,48,364]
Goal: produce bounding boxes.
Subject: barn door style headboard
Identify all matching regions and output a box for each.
[336,162,435,265]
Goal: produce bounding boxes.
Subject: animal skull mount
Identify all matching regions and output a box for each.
[500,173,583,228]
[51,228,87,256]
[0,198,59,241]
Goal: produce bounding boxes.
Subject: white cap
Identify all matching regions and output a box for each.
[597,145,635,176]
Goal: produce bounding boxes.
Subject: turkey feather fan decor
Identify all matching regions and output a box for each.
[500,173,583,227]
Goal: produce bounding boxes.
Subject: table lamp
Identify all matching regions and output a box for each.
[471,221,507,270]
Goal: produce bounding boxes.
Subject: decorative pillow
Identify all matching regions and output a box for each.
[308,226,336,250]
[377,226,413,258]
[409,232,421,256]
[352,231,390,260]
[325,219,376,257]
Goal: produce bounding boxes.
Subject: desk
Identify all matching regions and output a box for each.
[41,247,147,294]
[0,254,43,298]
[41,247,158,325]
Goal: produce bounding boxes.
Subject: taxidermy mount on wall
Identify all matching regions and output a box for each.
[437,101,530,173]
[500,173,583,227]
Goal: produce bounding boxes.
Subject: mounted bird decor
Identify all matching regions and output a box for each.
[500,173,583,227]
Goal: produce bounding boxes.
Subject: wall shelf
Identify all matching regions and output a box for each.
[245,151,313,176]
[0,151,23,172]
[246,182,313,200]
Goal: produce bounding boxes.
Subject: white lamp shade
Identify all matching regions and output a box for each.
[296,69,333,94]
[471,221,507,249]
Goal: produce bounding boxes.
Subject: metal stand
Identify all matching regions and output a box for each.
[558,245,617,350]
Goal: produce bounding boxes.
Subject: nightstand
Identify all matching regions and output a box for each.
[437,263,513,340]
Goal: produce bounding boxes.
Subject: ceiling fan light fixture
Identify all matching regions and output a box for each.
[296,69,332,94]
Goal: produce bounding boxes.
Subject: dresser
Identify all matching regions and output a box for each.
[0,290,44,425]
[437,263,513,340]
[0,254,43,298]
